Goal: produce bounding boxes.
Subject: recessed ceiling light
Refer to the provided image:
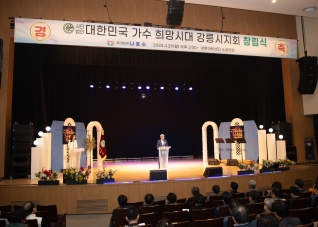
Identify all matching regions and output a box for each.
[272,0,276,3]
[303,6,316,14]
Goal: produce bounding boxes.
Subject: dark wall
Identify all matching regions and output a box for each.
[12,44,285,158]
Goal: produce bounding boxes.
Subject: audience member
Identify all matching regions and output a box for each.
[245,180,256,197]
[232,205,257,227]
[156,218,173,227]
[223,200,240,227]
[263,198,275,213]
[139,193,157,210]
[215,191,232,217]
[257,214,279,227]
[206,185,220,201]
[294,179,305,193]
[125,206,139,226]
[271,200,301,227]
[186,186,200,206]
[311,182,318,207]
[6,208,29,227]
[167,192,177,204]
[248,190,260,204]
[271,188,285,201]
[23,201,47,227]
[289,186,301,208]
[188,194,205,221]
[109,194,129,226]
[230,182,239,194]
[268,182,282,196]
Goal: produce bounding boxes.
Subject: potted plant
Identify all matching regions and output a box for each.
[95,168,117,184]
[237,163,258,175]
[35,168,59,185]
[275,159,295,171]
[260,160,275,173]
[62,166,91,185]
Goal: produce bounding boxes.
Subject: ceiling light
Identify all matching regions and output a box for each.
[272,0,276,3]
[303,6,316,14]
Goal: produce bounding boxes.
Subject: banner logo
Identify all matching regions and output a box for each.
[30,22,51,41]
[63,23,75,34]
[107,39,114,46]
[275,40,288,56]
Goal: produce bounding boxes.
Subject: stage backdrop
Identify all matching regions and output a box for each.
[12,43,286,158]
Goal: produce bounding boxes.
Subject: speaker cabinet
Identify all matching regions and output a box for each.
[208,159,220,165]
[150,170,167,181]
[12,125,34,135]
[297,56,318,75]
[297,75,318,94]
[12,134,34,143]
[286,146,297,162]
[271,123,292,146]
[166,0,185,26]
[203,167,223,178]
[304,137,315,160]
[226,159,239,166]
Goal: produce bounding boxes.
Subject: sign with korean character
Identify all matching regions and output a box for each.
[14,18,297,59]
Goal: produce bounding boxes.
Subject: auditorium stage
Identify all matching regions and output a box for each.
[0,159,317,214]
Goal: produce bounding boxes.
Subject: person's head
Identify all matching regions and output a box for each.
[257,214,279,227]
[193,194,205,205]
[289,186,300,198]
[232,205,249,224]
[23,201,36,215]
[125,206,139,223]
[212,185,220,194]
[156,218,173,227]
[271,187,282,199]
[118,195,128,206]
[271,200,289,220]
[167,192,177,204]
[191,186,200,196]
[160,134,165,140]
[228,200,240,214]
[294,179,304,189]
[249,190,260,203]
[144,193,154,205]
[272,181,282,190]
[230,182,239,192]
[10,208,28,223]
[313,182,318,195]
[264,198,275,212]
[248,180,256,189]
[222,191,233,205]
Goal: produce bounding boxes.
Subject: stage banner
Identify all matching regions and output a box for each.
[230,126,244,139]
[14,18,297,59]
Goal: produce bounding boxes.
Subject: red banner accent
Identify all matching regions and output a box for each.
[99,134,107,159]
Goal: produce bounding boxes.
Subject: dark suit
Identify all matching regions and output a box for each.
[157,140,168,148]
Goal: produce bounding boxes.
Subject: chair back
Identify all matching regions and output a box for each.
[126,201,143,209]
[282,189,290,194]
[218,206,231,218]
[176,198,186,203]
[192,217,223,227]
[314,206,318,222]
[58,213,67,227]
[153,200,165,207]
[0,205,11,213]
[208,195,222,201]
[0,212,11,222]
[139,205,163,215]
[113,208,128,227]
[37,205,59,223]
[248,213,256,222]
[232,193,244,199]
[36,210,50,227]
[245,203,264,215]
[165,203,187,212]
[228,216,234,227]
[289,207,313,225]
[191,207,215,222]
[212,200,224,207]
[171,221,190,227]
[13,205,23,210]
[236,198,249,205]
[25,219,39,227]
[300,192,312,198]
[290,197,311,209]
[162,211,188,223]
[51,220,61,227]
[138,212,160,227]
[0,220,6,227]
[312,197,318,219]
[282,194,291,200]
[203,200,212,208]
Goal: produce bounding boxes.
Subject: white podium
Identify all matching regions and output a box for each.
[70,148,84,170]
[158,146,171,170]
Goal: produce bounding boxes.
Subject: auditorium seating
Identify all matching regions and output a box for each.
[162,211,188,223]
[232,193,244,199]
[298,224,314,227]
[300,192,312,198]
[126,201,143,209]
[176,198,186,203]
[13,205,23,210]
[192,217,223,227]
[139,205,163,215]
[0,220,6,227]
[36,211,50,227]
[236,197,249,205]
[245,203,264,215]
[0,205,11,213]
[153,200,165,207]
[172,221,190,227]
[290,197,311,209]
[138,212,160,227]
[289,207,313,225]
[212,200,224,207]
[112,208,128,227]
[0,212,11,222]
[190,207,215,223]
[51,220,62,227]
[164,203,187,212]
[218,206,231,217]
[25,219,38,227]
[37,205,59,223]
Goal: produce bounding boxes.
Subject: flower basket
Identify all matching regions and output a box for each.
[38,180,59,186]
[238,170,254,175]
[260,168,275,173]
[62,166,91,184]
[66,180,87,185]
[275,167,290,171]
[96,178,115,184]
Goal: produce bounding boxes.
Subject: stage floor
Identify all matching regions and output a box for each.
[0,159,316,185]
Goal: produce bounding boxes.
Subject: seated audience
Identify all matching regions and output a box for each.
[139,193,156,210]
[6,208,29,227]
[232,205,257,227]
[263,198,275,213]
[245,180,256,197]
[223,199,240,227]
[271,188,285,201]
[248,190,260,204]
[294,179,306,193]
[206,185,220,201]
[163,192,177,211]
[109,194,129,226]
[230,182,239,194]
[125,206,139,226]
[188,194,205,221]
[156,218,173,227]
[271,200,301,227]
[311,182,318,207]
[215,191,232,217]
[289,186,301,208]
[23,201,47,227]
[186,186,200,206]
[268,182,282,196]
[257,214,279,227]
